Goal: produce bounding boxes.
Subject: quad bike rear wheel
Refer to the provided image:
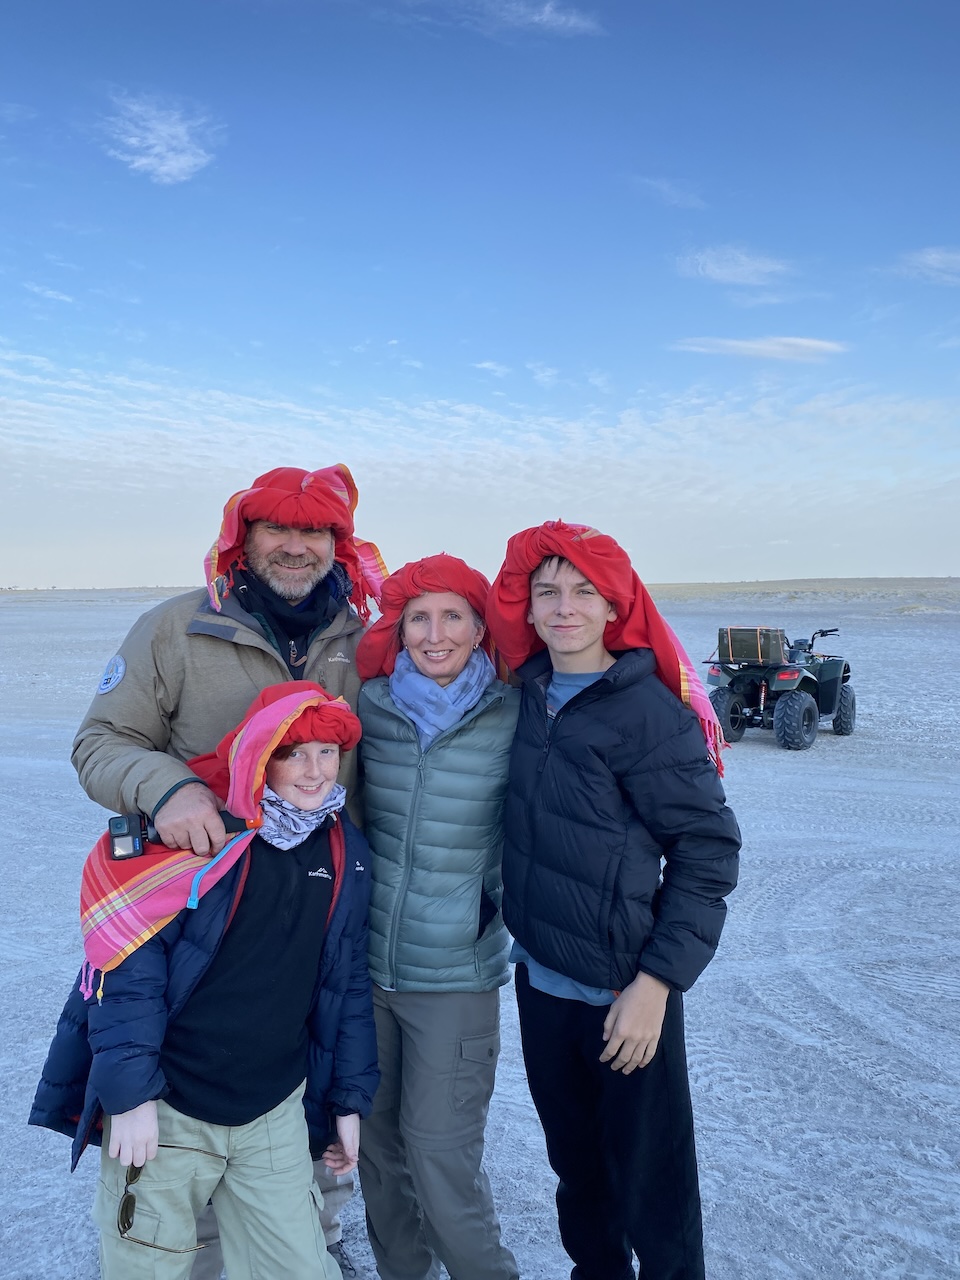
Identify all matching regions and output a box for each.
[773,690,819,750]
[710,688,747,743]
[833,683,856,735]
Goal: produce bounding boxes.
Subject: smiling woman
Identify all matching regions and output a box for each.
[400,590,485,686]
[354,554,520,1280]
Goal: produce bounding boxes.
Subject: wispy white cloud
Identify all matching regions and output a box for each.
[474,360,511,377]
[1,346,956,585]
[635,177,705,210]
[730,289,831,309]
[402,358,424,368]
[481,1,600,34]
[671,336,847,362]
[23,282,74,303]
[44,253,82,271]
[526,360,559,386]
[728,292,789,308]
[898,247,960,286]
[678,245,792,287]
[100,92,223,185]
[585,370,612,393]
[0,102,37,124]
[395,0,601,36]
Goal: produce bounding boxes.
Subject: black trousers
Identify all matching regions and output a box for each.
[515,965,705,1280]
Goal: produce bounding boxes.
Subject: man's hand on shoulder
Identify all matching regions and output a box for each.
[600,971,670,1074]
[153,784,226,857]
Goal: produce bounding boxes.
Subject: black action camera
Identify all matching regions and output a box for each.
[108,811,248,860]
[108,813,150,859]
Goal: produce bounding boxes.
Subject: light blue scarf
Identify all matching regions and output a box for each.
[389,647,496,748]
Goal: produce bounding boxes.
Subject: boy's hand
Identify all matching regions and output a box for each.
[108,1100,159,1167]
[600,972,670,1073]
[321,1113,360,1175]
[154,784,226,857]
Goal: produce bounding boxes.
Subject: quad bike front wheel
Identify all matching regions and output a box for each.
[710,688,747,743]
[773,690,819,750]
[833,683,856,735]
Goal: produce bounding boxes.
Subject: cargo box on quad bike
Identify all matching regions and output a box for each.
[706,627,856,750]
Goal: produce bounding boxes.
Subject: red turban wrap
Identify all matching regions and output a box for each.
[189,681,362,804]
[204,463,388,622]
[356,553,495,680]
[486,521,724,773]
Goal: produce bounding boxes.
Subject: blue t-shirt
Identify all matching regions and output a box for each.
[513,668,617,1006]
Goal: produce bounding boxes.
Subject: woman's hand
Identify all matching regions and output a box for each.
[321,1113,360,1175]
[108,1100,159,1166]
[599,972,669,1074]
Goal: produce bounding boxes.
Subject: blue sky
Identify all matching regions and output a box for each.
[2,0,958,587]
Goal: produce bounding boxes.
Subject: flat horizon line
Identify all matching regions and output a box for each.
[2,575,958,594]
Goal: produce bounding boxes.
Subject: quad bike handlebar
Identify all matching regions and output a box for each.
[790,627,839,654]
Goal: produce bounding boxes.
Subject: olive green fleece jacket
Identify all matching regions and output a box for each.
[72,588,363,821]
[358,677,520,993]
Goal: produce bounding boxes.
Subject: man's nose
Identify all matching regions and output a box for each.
[281,531,308,555]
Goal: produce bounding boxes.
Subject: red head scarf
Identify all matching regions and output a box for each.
[356,553,495,680]
[204,463,388,622]
[486,520,724,773]
[189,681,362,808]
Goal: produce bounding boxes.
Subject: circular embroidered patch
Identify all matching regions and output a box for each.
[97,654,126,694]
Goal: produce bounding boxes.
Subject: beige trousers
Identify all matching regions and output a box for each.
[189,1164,354,1279]
[94,1086,342,1280]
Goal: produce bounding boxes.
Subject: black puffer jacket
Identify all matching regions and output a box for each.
[503,648,741,993]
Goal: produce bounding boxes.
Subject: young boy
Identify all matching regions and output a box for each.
[31,682,378,1280]
[486,521,741,1280]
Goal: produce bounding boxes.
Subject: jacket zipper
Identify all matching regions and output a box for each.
[534,676,606,774]
[386,755,425,988]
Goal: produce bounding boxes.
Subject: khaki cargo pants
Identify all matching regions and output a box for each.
[94,1085,341,1280]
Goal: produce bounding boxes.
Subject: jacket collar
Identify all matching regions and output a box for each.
[186,590,361,647]
[517,646,655,688]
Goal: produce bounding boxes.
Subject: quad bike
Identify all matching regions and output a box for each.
[705,626,856,751]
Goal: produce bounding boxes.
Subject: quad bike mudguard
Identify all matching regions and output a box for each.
[815,657,847,718]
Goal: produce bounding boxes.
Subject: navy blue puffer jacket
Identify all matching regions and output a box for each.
[503,648,741,993]
[29,816,378,1170]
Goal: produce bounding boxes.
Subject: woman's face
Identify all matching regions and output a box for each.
[401,591,485,687]
[265,742,341,809]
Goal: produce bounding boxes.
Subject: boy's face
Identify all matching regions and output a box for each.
[527,561,617,672]
[265,741,341,809]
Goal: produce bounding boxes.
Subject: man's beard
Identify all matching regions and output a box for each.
[245,544,335,602]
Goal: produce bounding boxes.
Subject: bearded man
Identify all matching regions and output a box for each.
[72,463,387,1278]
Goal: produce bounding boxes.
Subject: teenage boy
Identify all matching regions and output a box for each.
[486,521,741,1280]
